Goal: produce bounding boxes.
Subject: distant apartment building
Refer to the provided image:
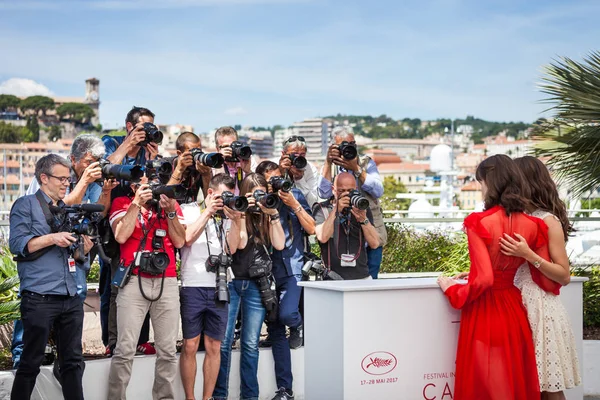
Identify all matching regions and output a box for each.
[367,138,439,161]
[377,162,430,193]
[484,133,535,158]
[157,123,194,153]
[459,180,483,210]
[238,129,273,160]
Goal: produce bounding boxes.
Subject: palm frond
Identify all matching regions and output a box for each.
[0,276,19,294]
[0,300,20,325]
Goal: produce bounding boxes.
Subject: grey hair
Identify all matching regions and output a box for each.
[71,134,105,162]
[331,126,353,141]
[35,154,71,184]
[283,138,307,153]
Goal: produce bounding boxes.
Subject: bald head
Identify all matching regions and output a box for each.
[333,172,357,200]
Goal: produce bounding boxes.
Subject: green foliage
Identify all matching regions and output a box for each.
[0,239,20,325]
[380,176,411,210]
[0,121,33,143]
[48,125,62,142]
[0,94,21,112]
[87,260,100,283]
[534,52,600,197]
[574,266,600,328]
[26,116,40,142]
[102,129,127,137]
[19,95,55,116]
[56,102,94,124]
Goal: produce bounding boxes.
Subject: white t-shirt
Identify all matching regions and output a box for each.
[180,203,230,288]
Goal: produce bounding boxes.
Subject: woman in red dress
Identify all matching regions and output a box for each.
[437,154,549,400]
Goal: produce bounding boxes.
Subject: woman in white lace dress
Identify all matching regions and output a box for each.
[499,156,581,400]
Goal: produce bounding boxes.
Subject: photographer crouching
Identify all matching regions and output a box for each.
[106,175,185,399]
[256,161,315,400]
[179,173,245,400]
[10,154,95,400]
[314,172,380,280]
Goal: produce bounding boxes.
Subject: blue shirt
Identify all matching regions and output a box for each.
[318,158,384,199]
[102,134,148,166]
[10,190,78,296]
[271,189,312,280]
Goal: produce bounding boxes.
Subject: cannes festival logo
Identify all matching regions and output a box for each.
[361,351,398,375]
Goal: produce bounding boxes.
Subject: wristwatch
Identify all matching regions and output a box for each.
[167,211,177,220]
[354,167,363,178]
[360,218,369,226]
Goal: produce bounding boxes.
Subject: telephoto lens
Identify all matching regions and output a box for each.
[253,189,280,209]
[190,148,225,169]
[338,141,358,160]
[139,122,163,146]
[226,141,252,162]
[349,189,369,210]
[98,159,144,182]
[221,191,249,212]
[145,159,173,177]
[289,154,307,169]
[150,184,186,199]
[269,176,293,193]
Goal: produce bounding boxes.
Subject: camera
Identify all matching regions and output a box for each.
[135,229,170,275]
[349,189,369,211]
[190,148,225,169]
[139,122,163,146]
[149,183,185,200]
[338,141,358,160]
[269,176,292,193]
[98,159,144,182]
[248,263,278,322]
[225,141,252,163]
[221,191,249,212]
[289,154,307,169]
[301,253,344,281]
[145,158,173,179]
[253,189,280,209]
[206,254,231,303]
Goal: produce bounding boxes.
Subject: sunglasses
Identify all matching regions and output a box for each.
[283,136,306,146]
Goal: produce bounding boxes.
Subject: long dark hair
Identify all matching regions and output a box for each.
[514,156,572,241]
[239,173,270,246]
[475,154,530,214]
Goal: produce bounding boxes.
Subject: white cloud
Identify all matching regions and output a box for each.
[224,107,248,116]
[0,78,53,97]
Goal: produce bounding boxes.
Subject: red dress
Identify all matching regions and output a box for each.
[444,206,549,400]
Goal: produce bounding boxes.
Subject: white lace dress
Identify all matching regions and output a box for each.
[513,210,582,392]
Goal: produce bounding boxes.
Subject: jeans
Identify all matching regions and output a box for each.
[75,267,87,302]
[213,280,266,400]
[367,246,384,279]
[11,319,24,369]
[11,291,84,400]
[99,257,111,346]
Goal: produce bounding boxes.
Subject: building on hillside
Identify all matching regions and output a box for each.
[484,132,535,158]
[239,129,273,159]
[363,149,402,165]
[377,162,430,193]
[458,180,483,210]
[367,138,439,161]
[156,124,194,155]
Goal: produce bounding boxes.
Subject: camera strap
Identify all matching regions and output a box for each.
[35,190,58,229]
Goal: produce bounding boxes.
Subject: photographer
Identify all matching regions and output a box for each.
[10,154,93,400]
[179,173,243,400]
[106,176,185,400]
[213,173,285,400]
[256,161,315,400]
[166,131,213,203]
[314,172,380,280]
[215,126,257,193]
[319,127,387,279]
[274,136,322,208]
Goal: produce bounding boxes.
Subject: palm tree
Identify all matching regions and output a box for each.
[534,52,600,198]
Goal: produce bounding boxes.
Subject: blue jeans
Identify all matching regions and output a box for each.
[268,274,303,390]
[99,257,112,346]
[367,246,384,279]
[75,267,87,302]
[12,319,24,369]
[213,280,266,400]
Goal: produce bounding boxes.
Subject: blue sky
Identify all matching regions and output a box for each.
[0,0,599,132]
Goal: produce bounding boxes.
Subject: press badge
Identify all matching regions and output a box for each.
[68,258,77,273]
[340,253,356,267]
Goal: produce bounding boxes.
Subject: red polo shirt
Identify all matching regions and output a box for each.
[109,196,183,278]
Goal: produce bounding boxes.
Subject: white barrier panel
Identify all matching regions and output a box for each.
[0,348,305,400]
[299,277,586,400]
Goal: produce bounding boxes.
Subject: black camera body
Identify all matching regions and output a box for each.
[289,154,307,169]
[248,263,278,322]
[349,189,370,210]
[145,158,173,179]
[190,148,225,169]
[269,176,292,193]
[139,122,163,146]
[337,141,358,160]
[135,228,170,275]
[98,158,144,183]
[221,191,249,213]
[225,141,252,163]
[206,253,232,303]
[301,253,344,281]
[253,189,280,210]
[148,183,185,203]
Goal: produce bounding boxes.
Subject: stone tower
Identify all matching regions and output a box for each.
[84,78,100,126]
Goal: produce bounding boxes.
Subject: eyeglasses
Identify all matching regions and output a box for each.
[46,174,72,184]
[283,136,305,146]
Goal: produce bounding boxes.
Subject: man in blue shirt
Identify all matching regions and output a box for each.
[10,154,94,400]
[318,127,387,279]
[256,161,315,400]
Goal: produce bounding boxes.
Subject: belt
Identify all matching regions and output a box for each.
[22,290,77,301]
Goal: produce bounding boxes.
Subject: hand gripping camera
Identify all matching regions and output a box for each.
[206,254,232,303]
[342,189,370,215]
[221,191,249,213]
[135,229,170,276]
[248,263,279,323]
[190,148,225,169]
[269,176,292,193]
[288,154,307,169]
[139,122,163,146]
[337,141,358,160]
[225,141,252,163]
[252,189,281,210]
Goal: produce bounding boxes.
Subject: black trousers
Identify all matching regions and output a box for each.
[11,291,84,400]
